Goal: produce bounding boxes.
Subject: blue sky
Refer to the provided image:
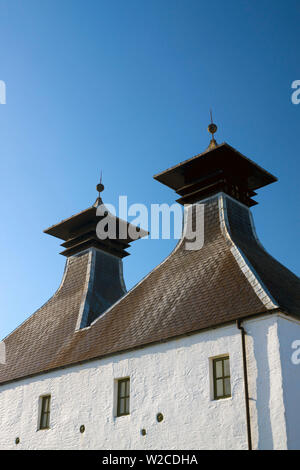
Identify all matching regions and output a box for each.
[0,0,299,339]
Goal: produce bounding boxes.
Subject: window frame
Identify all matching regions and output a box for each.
[213,356,231,400]
[39,395,51,430]
[116,378,130,417]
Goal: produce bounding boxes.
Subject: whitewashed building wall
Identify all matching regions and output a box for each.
[276,316,300,449]
[0,313,299,450]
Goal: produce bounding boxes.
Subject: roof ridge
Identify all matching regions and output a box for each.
[218,193,279,310]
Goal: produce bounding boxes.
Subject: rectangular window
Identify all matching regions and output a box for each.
[39,395,51,429]
[117,378,130,417]
[213,356,231,400]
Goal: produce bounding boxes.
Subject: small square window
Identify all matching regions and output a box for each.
[39,395,51,429]
[213,356,231,400]
[117,378,130,417]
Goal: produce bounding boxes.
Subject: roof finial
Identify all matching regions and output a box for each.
[96,171,104,197]
[94,171,105,207]
[207,109,218,149]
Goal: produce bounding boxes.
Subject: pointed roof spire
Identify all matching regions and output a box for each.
[207,109,218,149]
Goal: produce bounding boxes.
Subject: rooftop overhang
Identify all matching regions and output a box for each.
[44,203,148,257]
[153,142,277,206]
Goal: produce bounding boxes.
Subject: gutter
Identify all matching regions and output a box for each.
[237,319,252,450]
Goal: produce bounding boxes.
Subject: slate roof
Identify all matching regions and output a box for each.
[1,188,299,385]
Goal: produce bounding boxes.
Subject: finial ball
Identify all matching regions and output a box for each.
[208,123,217,135]
[96,183,104,193]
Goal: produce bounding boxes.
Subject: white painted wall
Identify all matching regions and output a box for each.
[277,315,300,450]
[244,315,287,449]
[0,315,292,450]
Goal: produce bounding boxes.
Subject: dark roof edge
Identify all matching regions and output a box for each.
[153,142,278,182]
[0,307,289,388]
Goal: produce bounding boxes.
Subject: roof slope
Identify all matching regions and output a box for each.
[0,194,299,385]
[226,197,300,316]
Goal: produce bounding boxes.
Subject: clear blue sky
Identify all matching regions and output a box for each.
[0,0,299,339]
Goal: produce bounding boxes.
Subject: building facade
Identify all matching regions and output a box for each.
[0,131,299,450]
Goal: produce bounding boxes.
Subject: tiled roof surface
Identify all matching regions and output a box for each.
[0,195,299,385]
[226,197,300,316]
